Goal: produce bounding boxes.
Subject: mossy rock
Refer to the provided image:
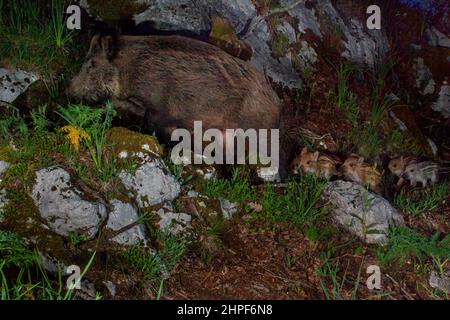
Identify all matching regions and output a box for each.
[107,127,163,159]
[87,0,147,23]
[208,16,252,61]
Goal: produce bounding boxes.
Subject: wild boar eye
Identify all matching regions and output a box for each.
[307,161,311,165]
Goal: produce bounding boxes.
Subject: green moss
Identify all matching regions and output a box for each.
[108,127,163,156]
[271,32,290,57]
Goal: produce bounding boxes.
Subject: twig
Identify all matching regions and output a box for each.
[385,273,415,300]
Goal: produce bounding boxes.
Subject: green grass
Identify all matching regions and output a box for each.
[124,230,186,282]
[271,32,290,57]
[259,174,328,227]
[0,231,97,300]
[316,249,363,300]
[335,62,393,159]
[376,227,450,266]
[394,182,450,217]
[203,167,256,203]
[0,0,80,74]
[385,129,424,156]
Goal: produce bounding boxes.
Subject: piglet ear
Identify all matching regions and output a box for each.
[87,34,101,56]
[358,157,364,164]
[101,35,115,60]
[313,151,319,160]
[301,147,308,155]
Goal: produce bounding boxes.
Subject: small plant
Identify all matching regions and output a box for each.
[125,230,186,283]
[0,231,97,300]
[271,32,290,57]
[0,0,80,78]
[57,102,117,180]
[0,107,29,142]
[203,167,255,203]
[376,227,450,266]
[125,245,162,281]
[317,250,363,300]
[68,232,89,247]
[394,182,450,217]
[260,173,328,227]
[50,0,73,48]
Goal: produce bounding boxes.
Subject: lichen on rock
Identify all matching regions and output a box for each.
[119,159,181,208]
[31,166,107,239]
[107,127,163,160]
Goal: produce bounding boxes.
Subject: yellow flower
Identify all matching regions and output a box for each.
[59,125,91,151]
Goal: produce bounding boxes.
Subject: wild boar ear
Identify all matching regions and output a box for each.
[101,35,115,60]
[88,34,101,56]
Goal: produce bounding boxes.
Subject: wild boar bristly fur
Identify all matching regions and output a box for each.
[67,34,285,173]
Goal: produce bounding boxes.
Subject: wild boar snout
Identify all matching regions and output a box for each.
[66,35,120,104]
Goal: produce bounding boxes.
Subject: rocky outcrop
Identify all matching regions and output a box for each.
[323,180,405,244]
[0,68,39,104]
[119,159,181,208]
[432,80,450,118]
[31,167,107,239]
[106,199,148,245]
[80,0,390,89]
[155,206,192,235]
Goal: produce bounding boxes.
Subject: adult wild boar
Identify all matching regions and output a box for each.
[67,34,285,175]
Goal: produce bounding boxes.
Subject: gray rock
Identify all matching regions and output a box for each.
[155,208,191,234]
[257,166,281,182]
[280,0,322,37]
[76,280,97,300]
[0,161,10,221]
[187,190,199,198]
[276,22,297,45]
[244,18,302,88]
[39,252,66,274]
[31,167,107,239]
[429,270,450,293]
[103,280,117,297]
[0,68,39,103]
[427,27,450,48]
[296,41,318,71]
[80,0,391,88]
[119,159,181,208]
[323,180,404,244]
[134,0,210,33]
[415,57,436,95]
[432,81,450,118]
[219,198,238,218]
[316,2,389,69]
[106,199,148,245]
[134,0,303,88]
[0,161,10,176]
